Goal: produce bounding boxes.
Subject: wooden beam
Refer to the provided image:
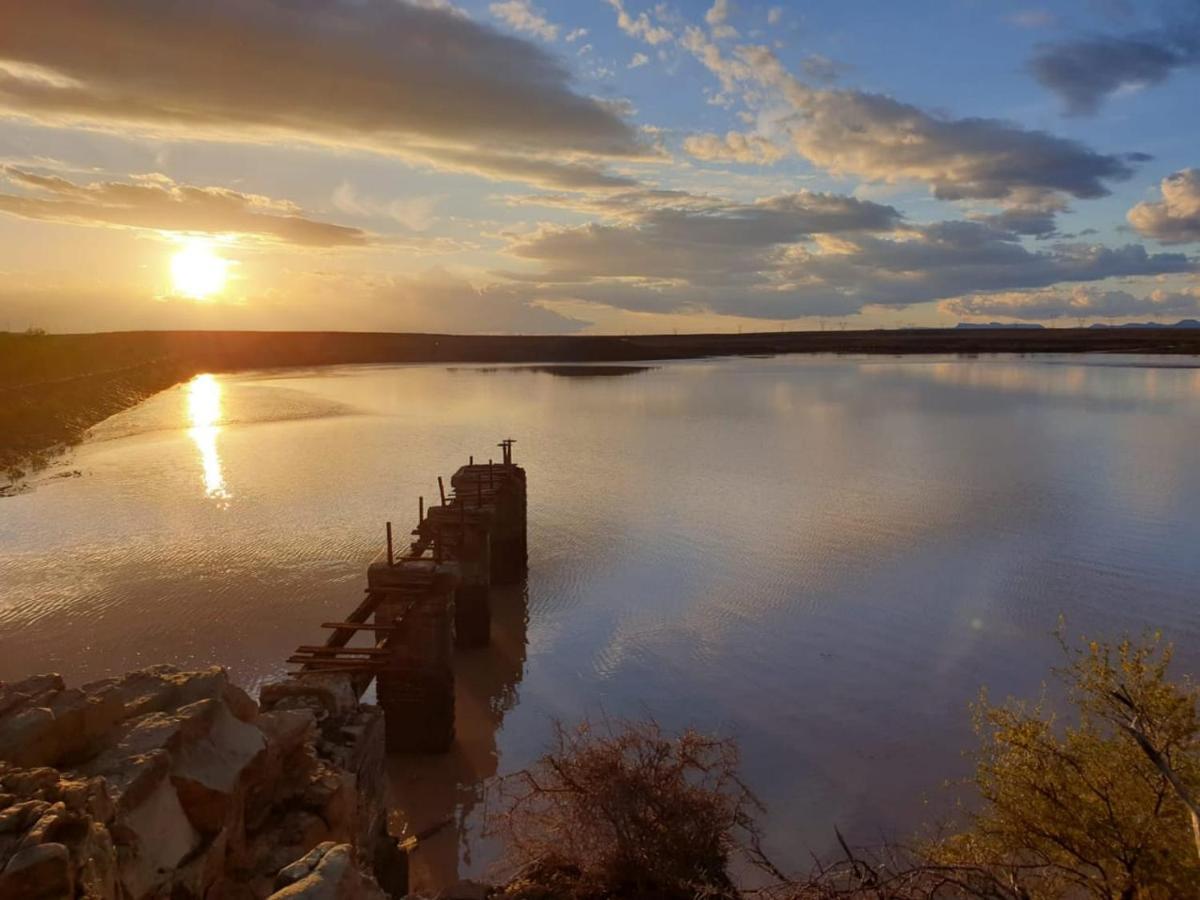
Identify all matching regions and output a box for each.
[296,645,391,656]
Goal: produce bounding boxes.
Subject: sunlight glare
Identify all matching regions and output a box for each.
[186,374,230,502]
[170,238,228,300]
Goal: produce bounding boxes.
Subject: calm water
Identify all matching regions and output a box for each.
[3,355,1200,884]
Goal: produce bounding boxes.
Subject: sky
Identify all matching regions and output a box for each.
[1,0,1199,334]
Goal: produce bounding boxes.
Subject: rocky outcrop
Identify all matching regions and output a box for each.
[0,665,391,900]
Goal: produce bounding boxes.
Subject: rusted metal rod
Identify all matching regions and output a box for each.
[386,521,394,566]
[419,496,424,522]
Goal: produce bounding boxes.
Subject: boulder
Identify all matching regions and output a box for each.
[0,841,72,899]
[114,772,202,899]
[260,675,358,722]
[268,842,385,900]
[170,699,266,833]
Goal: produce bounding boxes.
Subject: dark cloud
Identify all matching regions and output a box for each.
[506,190,902,282]
[974,206,1062,238]
[502,188,1193,319]
[0,0,643,186]
[1030,23,1200,115]
[944,285,1200,320]
[1128,168,1200,243]
[0,167,367,246]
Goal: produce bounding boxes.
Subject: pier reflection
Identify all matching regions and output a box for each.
[186,374,230,503]
[386,583,529,892]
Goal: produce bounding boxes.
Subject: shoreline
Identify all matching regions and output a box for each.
[5,327,1200,488]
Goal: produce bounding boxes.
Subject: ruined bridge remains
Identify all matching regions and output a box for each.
[287,439,527,753]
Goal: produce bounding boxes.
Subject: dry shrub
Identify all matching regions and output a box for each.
[489,718,767,900]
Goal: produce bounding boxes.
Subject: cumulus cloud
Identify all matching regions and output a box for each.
[0,0,642,187]
[705,0,738,39]
[629,53,650,69]
[1030,24,1200,115]
[606,0,673,45]
[682,131,786,164]
[679,35,1147,206]
[489,0,558,42]
[1128,169,1200,243]
[0,167,367,246]
[943,285,1200,321]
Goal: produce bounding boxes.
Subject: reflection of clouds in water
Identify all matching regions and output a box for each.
[187,374,230,503]
[869,357,1200,405]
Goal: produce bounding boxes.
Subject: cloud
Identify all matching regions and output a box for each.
[800,54,850,83]
[1029,24,1200,115]
[629,52,650,69]
[508,190,902,281]
[365,269,584,333]
[678,36,1148,206]
[705,0,738,39]
[0,167,367,246]
[606,0,673,45]
[0,268,586,333]
[331,183,439,231]
[565,28,588,42]
[489,0,558,42]
[1128,169,1200,243]
[500,188,1193,319]
[682,131,787,164]
[943,285,1200,321]
[0,0,642,186]
[767,7,783,26]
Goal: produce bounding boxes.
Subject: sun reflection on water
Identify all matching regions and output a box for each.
[186,374,230,503]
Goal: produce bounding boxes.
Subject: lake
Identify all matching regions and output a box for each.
[2,354,1199,886]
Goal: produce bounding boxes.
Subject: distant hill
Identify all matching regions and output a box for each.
[1088,319,1200,329]
[955,322,1045,329]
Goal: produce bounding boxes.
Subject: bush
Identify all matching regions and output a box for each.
[489,719,768,900]
[928,631,1200,898]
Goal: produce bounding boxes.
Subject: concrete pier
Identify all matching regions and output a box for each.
[421,505,493,648]
[288,438,528,756]
[450,461,527,585]
[368,561,458,753]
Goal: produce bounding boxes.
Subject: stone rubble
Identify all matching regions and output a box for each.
[0,665,393,899]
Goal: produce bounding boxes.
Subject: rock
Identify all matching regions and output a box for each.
[170,699,265,833]
[274,841,338,891]
[258,709,317,759]
[0,674,65,721]
[260,675,358,722]
[115,772,202,899]
[0,664,385,900]
[80,665,228,721]
[0,841,72,899]
[268,843,385,900]
[0,799,51,835]
[0,707,58,768]
[46,686,126,764]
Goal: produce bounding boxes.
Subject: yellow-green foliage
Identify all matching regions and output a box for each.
[930,632,1200,899]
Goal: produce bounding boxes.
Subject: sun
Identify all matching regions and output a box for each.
[170,238,229,300]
